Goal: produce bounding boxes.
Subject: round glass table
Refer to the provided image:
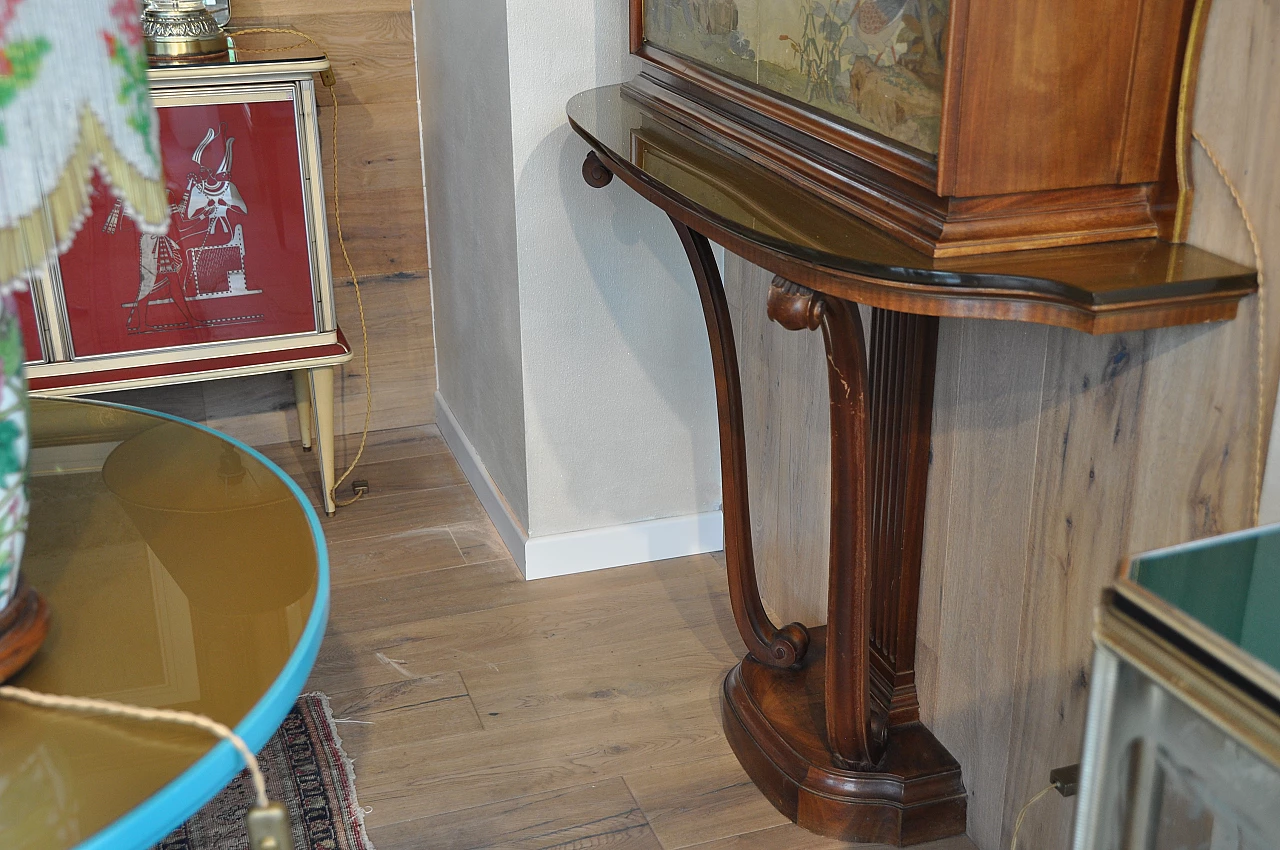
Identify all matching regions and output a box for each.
[0,398,329,849]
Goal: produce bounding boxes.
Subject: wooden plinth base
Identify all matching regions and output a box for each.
[721,628,966,846]
[0,579,49,683]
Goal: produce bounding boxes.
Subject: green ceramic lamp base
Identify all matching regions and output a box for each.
[0,578,48,684]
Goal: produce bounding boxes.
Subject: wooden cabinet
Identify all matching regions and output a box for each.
[25,53,350,514]
[630,0,1211,257]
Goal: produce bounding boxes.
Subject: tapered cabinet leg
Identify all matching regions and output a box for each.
[293,370,314,451]
[309,366,337,517]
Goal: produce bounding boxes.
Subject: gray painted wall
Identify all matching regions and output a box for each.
[416,0,722,542]
[505,2,721,538]
[415,0,530,528]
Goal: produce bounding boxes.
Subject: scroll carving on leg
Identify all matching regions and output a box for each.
[667,218,809,669]
[576,153,969,839]
[766,276,886,771]
[717,275,964,844]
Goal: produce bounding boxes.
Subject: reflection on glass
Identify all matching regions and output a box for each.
[1130,526,1280,673]
[0,399,319,850]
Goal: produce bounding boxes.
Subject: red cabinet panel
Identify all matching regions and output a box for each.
[57,98,318,357]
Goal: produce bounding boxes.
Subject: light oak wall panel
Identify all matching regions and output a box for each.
[1186,1,1280,515]
[919,319,1049,850]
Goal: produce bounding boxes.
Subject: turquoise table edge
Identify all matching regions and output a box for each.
[34,398,333,850]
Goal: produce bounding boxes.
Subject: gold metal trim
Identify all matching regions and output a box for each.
[1171,0,1214,242]
[1096,602,1280,770]
[1114,578,1280,704]
[142,2,229,63]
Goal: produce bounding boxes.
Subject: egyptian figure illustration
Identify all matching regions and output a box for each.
[105,122,264,334]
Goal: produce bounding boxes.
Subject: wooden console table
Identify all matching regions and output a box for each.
[567,85,1257,845]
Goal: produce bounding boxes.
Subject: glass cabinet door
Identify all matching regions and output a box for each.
[54,87,321,359]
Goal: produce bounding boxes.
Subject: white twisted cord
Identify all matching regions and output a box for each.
[0,685,268,809]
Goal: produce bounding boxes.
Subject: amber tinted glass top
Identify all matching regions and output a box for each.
[567,85,1256,307]
[0,399,321,850]
[1130,528,1280,678]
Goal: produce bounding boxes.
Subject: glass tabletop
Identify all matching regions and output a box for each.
[567,85,1256,303]
[0,398,329,850]
[1128,525,1280,678]
[146,31,328,84]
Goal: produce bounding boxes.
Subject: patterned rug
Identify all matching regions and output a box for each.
[156,693,373,850]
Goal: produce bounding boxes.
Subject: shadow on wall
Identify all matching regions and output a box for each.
[508,117,721,540]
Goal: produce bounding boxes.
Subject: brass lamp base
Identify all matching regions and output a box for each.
[0,578,49,684]
[142,2,228,64]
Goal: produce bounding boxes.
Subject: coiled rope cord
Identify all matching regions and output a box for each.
[1191,131,1267,526]
[0,685,269,809]
[227,27,373,510]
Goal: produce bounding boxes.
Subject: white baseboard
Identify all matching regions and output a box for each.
[523,510,724,580]
[435,391,531,574]
[435,391,724,581]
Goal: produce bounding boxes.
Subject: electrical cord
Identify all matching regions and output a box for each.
[228,27,373,510]
[0,684,269,808]
[1009,783,1055,850]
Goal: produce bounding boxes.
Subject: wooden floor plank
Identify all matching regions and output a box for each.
[326,527,467,588]
[326,673,482,753]
[682,825,977,850]
[326,558,536,634]
[294,452,468,504]
[367,778,663,850]
[624,754,790,849]
[254,423,449,479]
[354,694,730,829]
[461,628,738,731]
[308,558,739,695]
[321,484,485,542]
[448,519,512,565]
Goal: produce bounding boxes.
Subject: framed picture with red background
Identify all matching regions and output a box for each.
[55,89,320,359]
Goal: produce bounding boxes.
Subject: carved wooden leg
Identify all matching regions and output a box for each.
[670,218,809,669]
[719,277,964,845]
[866,309,939,727]
[767,277,884,770]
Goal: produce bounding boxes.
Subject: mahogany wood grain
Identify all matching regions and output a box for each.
[574,85,1257,845]
[866,310,939,727]
[667,214,965,837]
[0,579,49,684]
[722,629,966,845]
[766,279,884,770]
[628,0,1205,256]
[671,219,810,670]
